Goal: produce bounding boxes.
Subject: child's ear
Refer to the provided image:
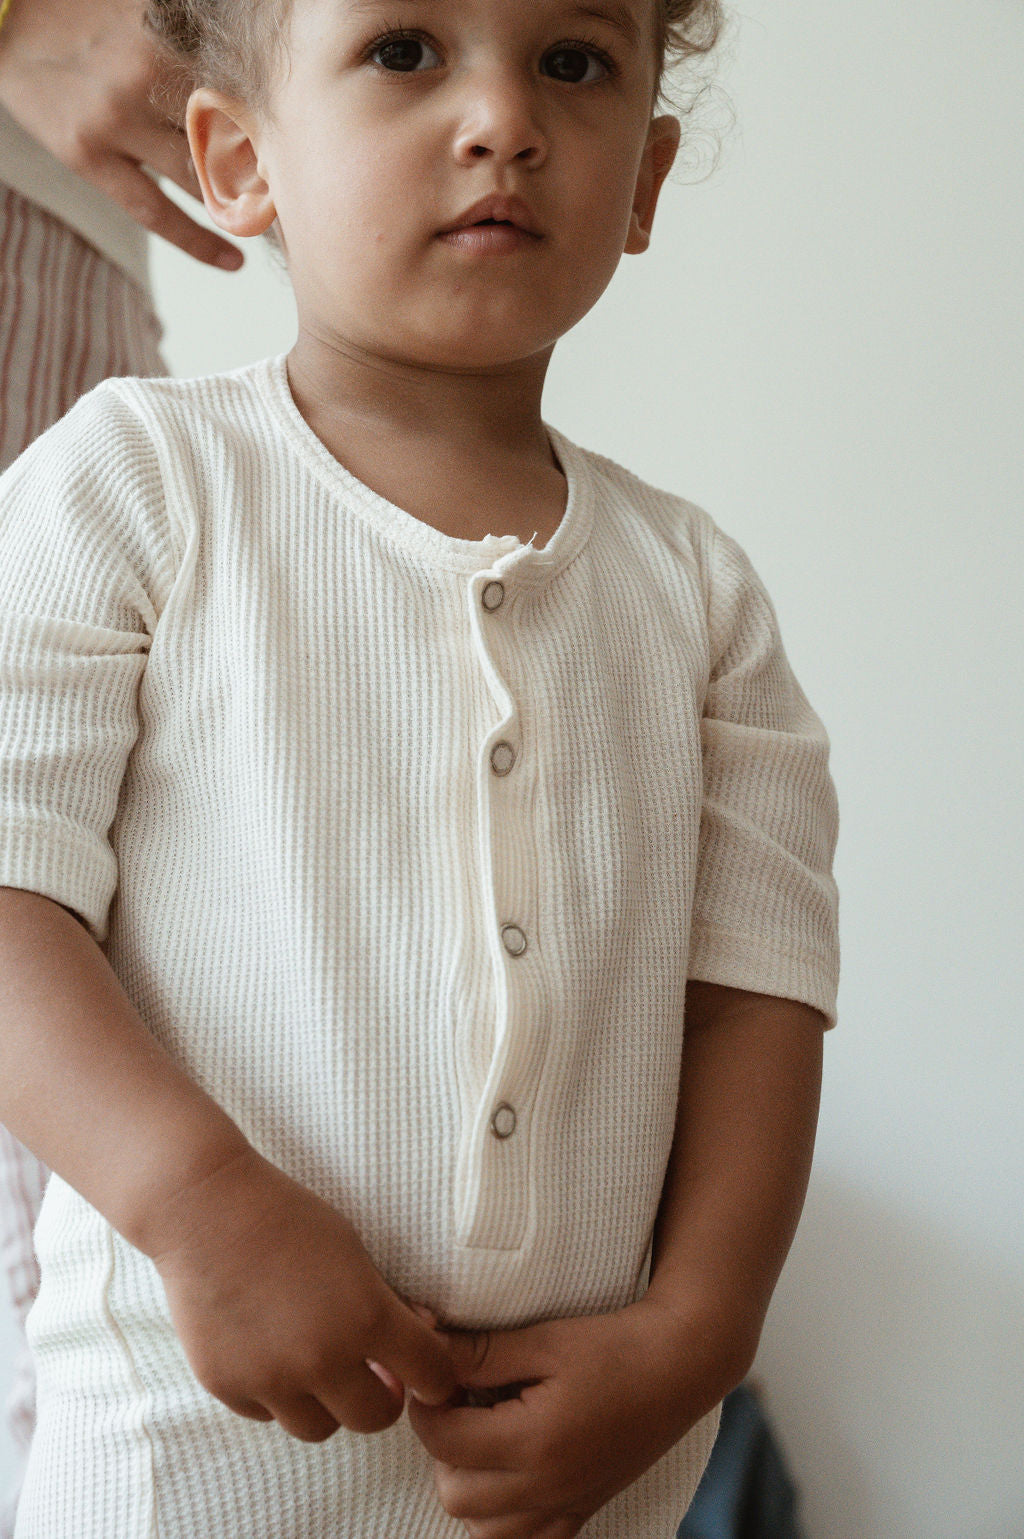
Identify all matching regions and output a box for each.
[625,114,681,255]
[186,89,277,239]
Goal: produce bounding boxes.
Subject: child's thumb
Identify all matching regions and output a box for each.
[365,1360,404,1400]
[432,1323,546,1404]
[385,1301,459,1406]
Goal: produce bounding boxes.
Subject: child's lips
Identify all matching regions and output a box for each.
[437,221,541,255]
[438,193,543,247]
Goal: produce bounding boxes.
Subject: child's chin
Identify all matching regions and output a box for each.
[404,327,554,373]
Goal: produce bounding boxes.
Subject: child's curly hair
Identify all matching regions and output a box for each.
[660,0,723,78]
[146,0,725,114]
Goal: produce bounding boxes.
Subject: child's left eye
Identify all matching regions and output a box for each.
[540,44,612,84]
[370,34,442,72]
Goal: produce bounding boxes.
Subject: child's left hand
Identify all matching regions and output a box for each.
[406,1297,723,1539]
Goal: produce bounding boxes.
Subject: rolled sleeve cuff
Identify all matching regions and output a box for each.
[688,921,839,1028]
[0,816,117,941]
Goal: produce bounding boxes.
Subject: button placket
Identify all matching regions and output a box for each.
[457,561,543,1246]
[476,571,529,977]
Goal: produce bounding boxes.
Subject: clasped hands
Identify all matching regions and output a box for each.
[150,1148,720,1539]
[407,1301,712,1539]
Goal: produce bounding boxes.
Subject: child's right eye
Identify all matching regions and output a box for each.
[370,33,441,73]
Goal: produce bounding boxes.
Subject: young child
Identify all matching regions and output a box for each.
[0,0,840,1534]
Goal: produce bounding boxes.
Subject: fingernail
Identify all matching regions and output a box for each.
[367,1361,404,1398]
[217,249,244,270]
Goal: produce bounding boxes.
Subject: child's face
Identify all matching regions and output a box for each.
[196,0,678,372]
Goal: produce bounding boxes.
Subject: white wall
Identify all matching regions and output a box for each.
[3,0,1022,1533]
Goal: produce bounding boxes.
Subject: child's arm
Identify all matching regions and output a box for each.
[407,981,823,1538]
[0,885,457,1440]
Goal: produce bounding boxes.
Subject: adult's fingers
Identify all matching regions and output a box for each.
[85,151,242,268]
[134,121,204,202]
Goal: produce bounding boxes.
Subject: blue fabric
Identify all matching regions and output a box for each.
[677,1385,805,1539]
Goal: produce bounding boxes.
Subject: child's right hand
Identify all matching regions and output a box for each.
[148,1145,458,1442]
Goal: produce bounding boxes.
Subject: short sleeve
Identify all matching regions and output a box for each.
[687,524,840,1027]
[0,385,172,941]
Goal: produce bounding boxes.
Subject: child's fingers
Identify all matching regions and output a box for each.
[367,1301,439,1398]
[381,1303,461,1407]
[432,1462,535,1519]
[408,1393,528,1470]
[366,1359,405,1398]
[264,1392,342,1444]
[435,1500,583,1539]
[440,1322,553,1392]
[214,1392,275,1424]
[317,1361,409,1435]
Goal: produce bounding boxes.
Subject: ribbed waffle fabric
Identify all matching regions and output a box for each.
[0,1124,46,1538]
[0,183,165,1538]
[0,356,839,1539]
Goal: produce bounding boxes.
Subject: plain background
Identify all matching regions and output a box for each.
[2,0,1022,1535]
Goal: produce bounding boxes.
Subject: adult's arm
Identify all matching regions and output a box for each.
[0,0,241,268]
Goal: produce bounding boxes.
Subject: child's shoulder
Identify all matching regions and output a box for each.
[6,357,293,531]
[553,431,783,645]
[2,355,280,484]
[94,353,282,441]
[0,358,284,585]
[551,428,739,575]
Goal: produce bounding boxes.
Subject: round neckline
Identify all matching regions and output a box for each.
[258,353,593,581]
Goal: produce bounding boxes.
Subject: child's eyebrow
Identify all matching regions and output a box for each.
[565,4,643,50]
[343,0,643,51]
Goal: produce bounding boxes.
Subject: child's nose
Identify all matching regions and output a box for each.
[451,69,548,169]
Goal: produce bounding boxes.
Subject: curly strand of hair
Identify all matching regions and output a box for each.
[660,0,726,65]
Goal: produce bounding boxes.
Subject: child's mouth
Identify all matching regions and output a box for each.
[439,223,538,254]
[438,195,543,252]
[439,218,540,256]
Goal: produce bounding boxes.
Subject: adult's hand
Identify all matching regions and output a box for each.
[0,0,242,268]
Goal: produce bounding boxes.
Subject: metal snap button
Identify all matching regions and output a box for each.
[490,1103,517,1139]
[500,924,528,958]
[481,581,505,613]
[490,741,517,777]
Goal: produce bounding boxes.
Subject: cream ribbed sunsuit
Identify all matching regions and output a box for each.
[0,356,839,1538]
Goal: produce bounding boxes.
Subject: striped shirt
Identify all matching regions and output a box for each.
[0,107,148,292]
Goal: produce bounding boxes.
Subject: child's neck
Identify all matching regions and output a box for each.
[286,333,568,549]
